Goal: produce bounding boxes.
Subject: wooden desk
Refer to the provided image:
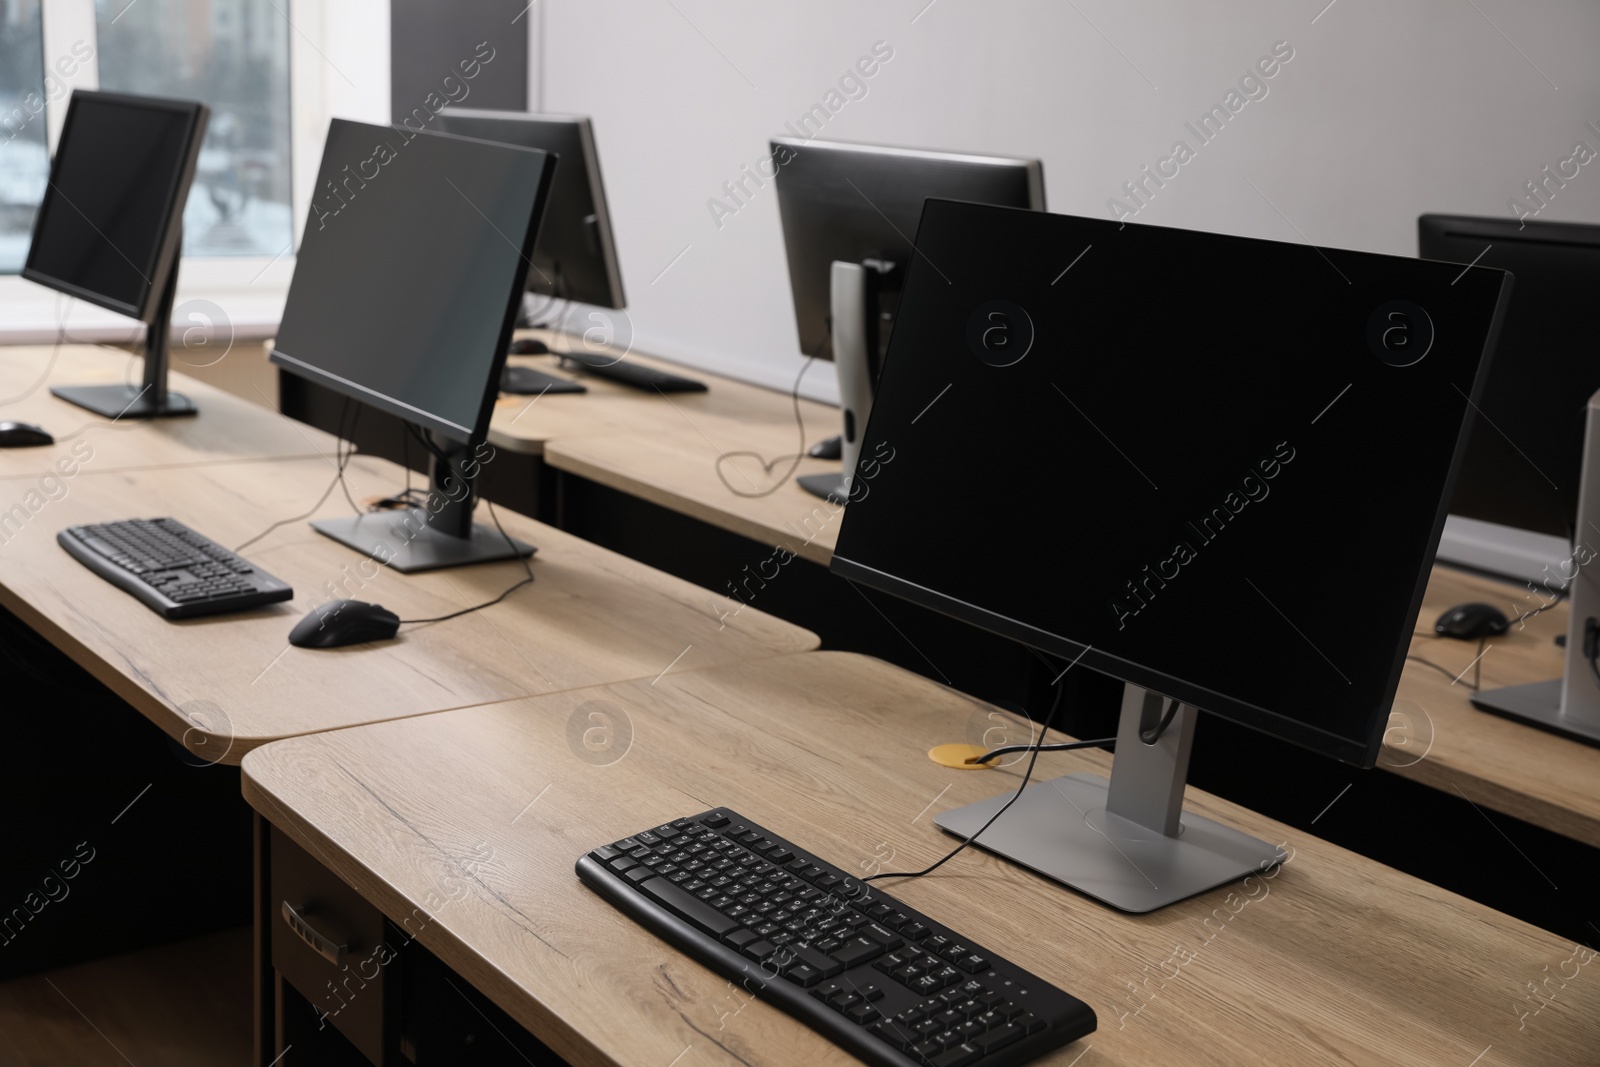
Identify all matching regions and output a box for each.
[1390,565,1600,847]
[547,429,845,565]
[0,344,335,476]
[0,452,816,765]
[243,652,1597,1067]
[486,336,838,460]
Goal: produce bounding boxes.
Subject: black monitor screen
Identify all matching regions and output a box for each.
[23,91,204,319]
[431,109,624,310]
[1420,214,1600,540]
[832,202,1511,766]
[271,119,555,443]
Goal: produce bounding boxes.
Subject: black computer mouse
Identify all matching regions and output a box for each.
[509,338,550,355]
[289,600,401,649]
[1434,602,1510,640]
[807,434,843,460]
[0,421,54,448]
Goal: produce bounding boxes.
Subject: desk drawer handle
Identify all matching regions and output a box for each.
[281,901,348,965]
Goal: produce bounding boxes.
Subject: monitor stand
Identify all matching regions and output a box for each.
[311,433,535,574]
[800,260,878,503]
[51,227,196,419]
[935,683,1286,913]
[1472,388,1600,747]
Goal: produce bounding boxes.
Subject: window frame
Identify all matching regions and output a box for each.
[0,0,329,335]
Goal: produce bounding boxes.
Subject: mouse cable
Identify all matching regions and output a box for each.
[1404,637,1486,692]
[712,347,821,499]
[234,399,360,554]
[397,501,535,625]
[863,681,1068,885]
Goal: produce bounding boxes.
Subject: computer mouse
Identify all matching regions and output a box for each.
[0,421,54,448]
[1434,602,1509,640]
[289,599,401,649]
[509,338,550,355]
[807,434,843,460]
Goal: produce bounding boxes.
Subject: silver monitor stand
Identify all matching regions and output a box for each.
[935,683,1285,913]
[1471,389,1600,746]
[798,261,877,504]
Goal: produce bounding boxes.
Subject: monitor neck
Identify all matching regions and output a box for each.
[142,231,182,412]
[424,433,480,541]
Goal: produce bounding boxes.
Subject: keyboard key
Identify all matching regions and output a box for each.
[903,922,931,940]
[810,980,846,1002]
[741,941,777,962]
[955,953,989,973]
[844,1003,881,1025]
[830,937,885,968]
[640,878,739,936]
[870,1022,913,1051]
[1012,1012,1045,1034]
[976,1024,1023,1052]
[784,963,823,987]
[700,813,729,828]
[931,1043,981,1067]
[723,929,757,948]
[625,868,654,884]
[861,923,903,949]
[852,981,885,1002]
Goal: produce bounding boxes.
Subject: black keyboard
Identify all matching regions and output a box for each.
[58,518,293,620]
[558,350,708,392]
[576,808,1096,1067]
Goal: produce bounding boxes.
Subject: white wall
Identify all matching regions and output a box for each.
[535,0,1600,401]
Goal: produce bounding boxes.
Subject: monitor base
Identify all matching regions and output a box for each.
[50,383,196,419]
[312,510,535,574]
[1471,679,1600,747]
[934,772,1284,913]
[797,472,847,503]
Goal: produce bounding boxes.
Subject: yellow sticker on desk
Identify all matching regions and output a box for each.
[928,743,997,769]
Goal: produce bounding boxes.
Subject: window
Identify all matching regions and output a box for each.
[95,0,293,259]
[0,0,46,273]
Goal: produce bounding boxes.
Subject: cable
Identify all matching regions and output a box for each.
[966,736,1115,765]
[336,401,365,516]
[864,681,1067,885]
[398,501,534,625]
[1139,697,1181,744]
[1404,639,1485,692]
[713,350,819,499]
[233,399,360,554]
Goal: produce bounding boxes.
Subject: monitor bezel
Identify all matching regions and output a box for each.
[21,89,208,324]
[270,120,558,446]
[832,201,1517,768]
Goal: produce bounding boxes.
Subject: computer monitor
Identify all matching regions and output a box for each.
[832,200,1511,912]
[1419,214,1600,582]
[270,118,556,572]
[431,109,625,311]
[770,138,1045,501]
[23,89,208,418]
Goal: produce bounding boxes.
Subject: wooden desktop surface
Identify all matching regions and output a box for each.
[243,652,1597,1067]
[0,451,816,764]
[547,429,845,565]
[1391,564,1600,847]
[0,344,335,476]
[485,332,838,458]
